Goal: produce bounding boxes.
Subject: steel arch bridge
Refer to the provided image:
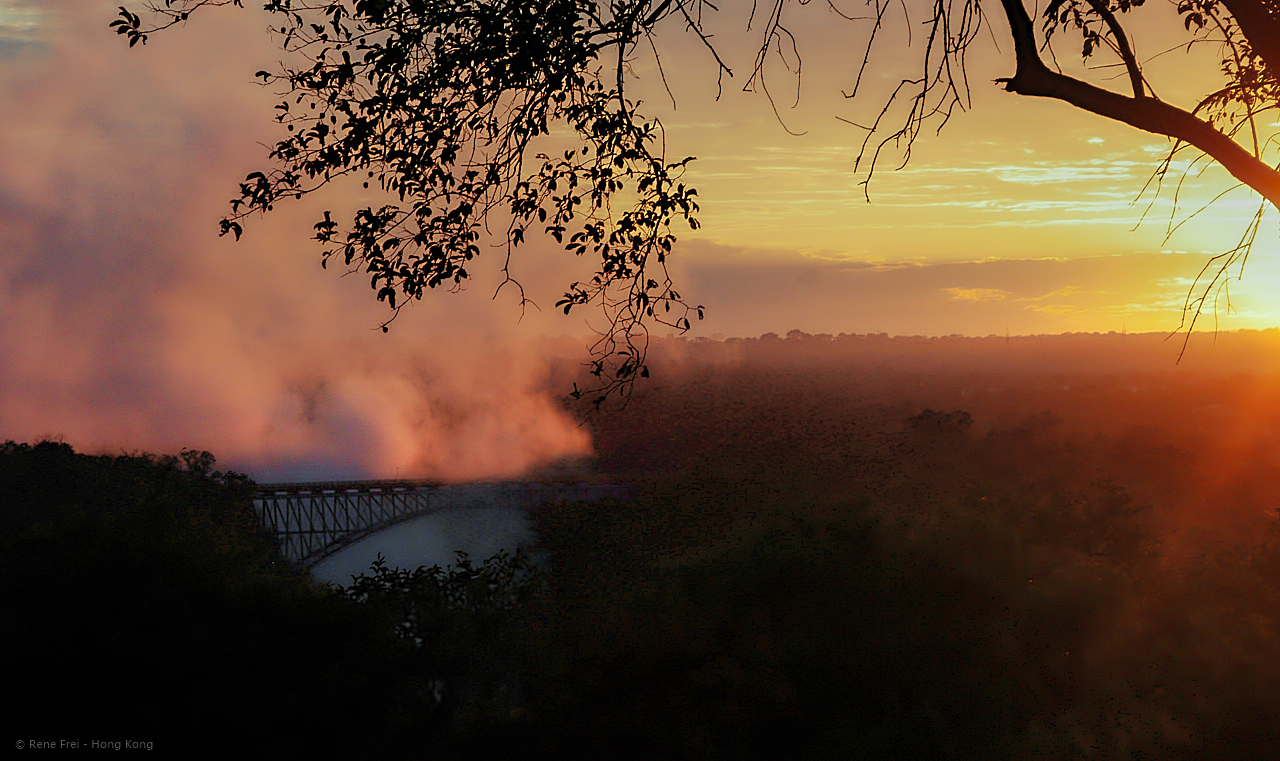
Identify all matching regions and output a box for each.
[253,479,627,567]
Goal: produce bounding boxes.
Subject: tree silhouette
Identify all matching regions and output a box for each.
[745,0,1280,339]
[113,0,1280,393]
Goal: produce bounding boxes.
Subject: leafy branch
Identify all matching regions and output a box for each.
[117,0,709,406]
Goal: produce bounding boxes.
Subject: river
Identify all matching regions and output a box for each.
[306,481,627,586]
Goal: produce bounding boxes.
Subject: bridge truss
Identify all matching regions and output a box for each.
[253,480,440,567]
[253,479,631,567]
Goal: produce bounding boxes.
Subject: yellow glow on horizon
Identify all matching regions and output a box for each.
[617,2,1280,334]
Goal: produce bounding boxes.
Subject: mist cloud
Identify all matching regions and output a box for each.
[0,3,591,482]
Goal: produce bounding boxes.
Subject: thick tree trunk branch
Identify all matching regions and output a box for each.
[1218,0,1280,85]
[996,0,1280,211]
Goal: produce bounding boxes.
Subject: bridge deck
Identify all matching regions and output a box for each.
[253,479,628,567]
[255,478,441,495]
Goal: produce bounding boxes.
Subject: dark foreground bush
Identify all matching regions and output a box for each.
[2,441,416,756]
[9,431,1278,759]
[473,460,1280,760]
[485,490,1110,760]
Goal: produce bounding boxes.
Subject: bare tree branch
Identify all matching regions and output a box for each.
[996,0,1280,210]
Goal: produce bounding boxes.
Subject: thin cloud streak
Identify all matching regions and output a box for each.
[676,239,1251,338]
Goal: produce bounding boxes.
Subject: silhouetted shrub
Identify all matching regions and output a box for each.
[1,441,413,756]
[906,408,974,440]
[342,550,546,734]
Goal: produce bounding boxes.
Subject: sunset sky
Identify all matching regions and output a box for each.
[1,0,1277,479]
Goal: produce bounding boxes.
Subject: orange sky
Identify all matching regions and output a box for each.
[0,0,1277,478]
[624,0,1280,334]
[5,1,1275,335]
